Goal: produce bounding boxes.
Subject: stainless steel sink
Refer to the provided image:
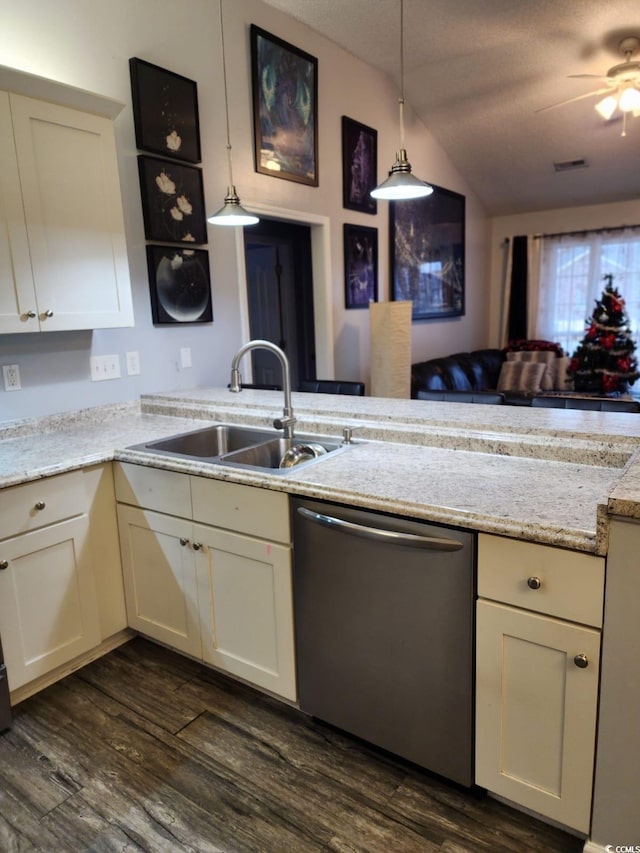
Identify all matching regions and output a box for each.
[127,423,350,473]
[219,436,342,472]
[131,424,276,459]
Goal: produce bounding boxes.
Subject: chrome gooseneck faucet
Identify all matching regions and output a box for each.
[229,340,296,439]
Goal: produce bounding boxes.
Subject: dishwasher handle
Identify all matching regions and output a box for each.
[297,506,464,551]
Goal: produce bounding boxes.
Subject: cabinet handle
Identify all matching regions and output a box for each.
[42,309,54,318]
[179,537,189,546]
[35,501,46,511]
[574,654,589,669]
[527,576,542,590]
[0,560,8,570]
[192,542,202,551]
[26,310,37,318]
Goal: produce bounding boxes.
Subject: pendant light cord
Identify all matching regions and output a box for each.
[398,0,405,150]
[219,0,234,187]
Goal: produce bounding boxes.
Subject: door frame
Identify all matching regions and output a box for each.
[233,202,334,379]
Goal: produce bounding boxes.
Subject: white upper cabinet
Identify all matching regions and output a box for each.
[0,68,133,333]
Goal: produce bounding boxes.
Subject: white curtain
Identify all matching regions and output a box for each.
[534,227,640,356]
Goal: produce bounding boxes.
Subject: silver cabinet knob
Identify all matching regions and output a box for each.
[35,501,46,511]
[179,537,189,546]
[527,576,542,590]
[26,310,37,318]
[0,560,8,570]
[192,542,202,551]
[574,654,589,669]
[42,310,54,318]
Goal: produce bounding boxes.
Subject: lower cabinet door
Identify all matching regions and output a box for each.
[194,523,296,701]
[475,599,600,833]
[117,505,201,658]
[0,515,101,691]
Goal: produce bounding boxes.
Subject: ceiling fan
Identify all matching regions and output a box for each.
[538,36,640,136]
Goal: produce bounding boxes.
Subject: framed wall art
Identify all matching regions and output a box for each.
[138,155,207,245]
[342,116,377,214]
[390,185,465,320]
[129,57,201,164]
[344,224,378,309]
[146,245,212,324]
[250,24,318,186]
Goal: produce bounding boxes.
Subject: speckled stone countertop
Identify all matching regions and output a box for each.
[2,388,640,555]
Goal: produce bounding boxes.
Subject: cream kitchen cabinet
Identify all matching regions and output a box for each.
[114,463,296,701]
[475,533,604,833]
[0,79,133,333]
[0,468,124,693]
[117,504,202,658]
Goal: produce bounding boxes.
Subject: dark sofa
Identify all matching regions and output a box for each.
[411,349,512,401]
[410,348,640,410]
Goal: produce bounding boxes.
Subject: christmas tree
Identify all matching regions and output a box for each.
[569,274,639,395]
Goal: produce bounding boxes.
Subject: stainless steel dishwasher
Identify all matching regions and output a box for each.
[292,497,475,786]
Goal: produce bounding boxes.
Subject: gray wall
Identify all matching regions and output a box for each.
[1,0,489,423]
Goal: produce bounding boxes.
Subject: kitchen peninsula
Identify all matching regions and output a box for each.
[1,387,639,849]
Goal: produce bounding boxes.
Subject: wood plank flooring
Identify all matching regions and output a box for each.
[0,637,585,852]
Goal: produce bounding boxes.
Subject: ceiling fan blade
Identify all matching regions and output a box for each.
[536,87,611,113]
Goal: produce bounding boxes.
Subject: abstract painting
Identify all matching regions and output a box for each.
[146,245,212,324]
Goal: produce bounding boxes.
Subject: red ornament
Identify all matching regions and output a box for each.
[618,357,632,372]
[601,333,616,349]
[603,374,619,392]
[586,323,598,339]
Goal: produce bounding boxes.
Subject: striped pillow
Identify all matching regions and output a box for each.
[497,360,547,393]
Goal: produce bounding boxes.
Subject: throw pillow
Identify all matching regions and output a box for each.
[554,356,573,391]
[497,360,547,393]
[506,350,555,391]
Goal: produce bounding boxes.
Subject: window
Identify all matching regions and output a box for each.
[535,227,640,356]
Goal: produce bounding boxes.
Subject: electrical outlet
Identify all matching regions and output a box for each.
[90,354,121,381]
[2,364,21,391]
[126,351,141,376]
[180,347,192,368]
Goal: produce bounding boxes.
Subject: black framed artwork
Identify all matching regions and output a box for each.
[250,24,318,186]
[344,224,378,309]
[390,185,465,320]
[138,155,207,245]
[342,116,377,214]
[146,245,212,324]
[129,57,201,164]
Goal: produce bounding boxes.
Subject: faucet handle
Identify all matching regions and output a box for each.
[273,415,296,434]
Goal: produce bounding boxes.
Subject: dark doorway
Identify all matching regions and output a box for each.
[243,219,316,390]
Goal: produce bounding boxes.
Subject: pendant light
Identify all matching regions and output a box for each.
[371,0,433,201]
[207,0,258,226]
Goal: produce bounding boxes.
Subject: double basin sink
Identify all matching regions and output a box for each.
[128,423,350,475]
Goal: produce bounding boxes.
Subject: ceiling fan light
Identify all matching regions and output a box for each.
[595,95,618,120]
[619,86,640,112]
[371,150,434,200]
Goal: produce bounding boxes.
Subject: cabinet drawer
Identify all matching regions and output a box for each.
[478,534,604,627]
[191,477,290,543]
[0,470,86,540]
[113,462,191,517]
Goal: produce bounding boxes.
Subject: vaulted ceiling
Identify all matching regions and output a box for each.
[263,0,640,216]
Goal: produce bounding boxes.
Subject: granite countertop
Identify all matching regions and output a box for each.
[2,388,640,555]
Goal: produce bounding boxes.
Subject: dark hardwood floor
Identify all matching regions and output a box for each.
[0,637,585,852]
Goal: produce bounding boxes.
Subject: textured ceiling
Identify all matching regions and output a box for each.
[262,0,640,216]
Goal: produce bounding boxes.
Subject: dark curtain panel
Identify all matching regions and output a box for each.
[507,235,528,341]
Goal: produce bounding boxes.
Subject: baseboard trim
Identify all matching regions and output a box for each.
[582,841,607,853]
[10,628,135,706]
